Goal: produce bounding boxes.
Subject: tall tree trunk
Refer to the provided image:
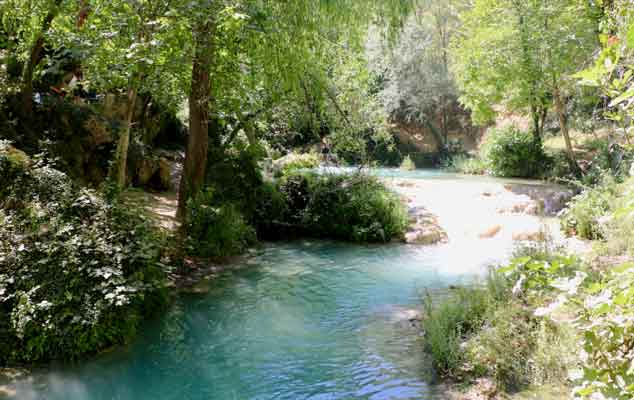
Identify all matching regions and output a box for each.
[111,83,138,188]
[553,88,581,175]
[21,0,62,115]
[424,118,446,154]
[530,104,541,141]
[539,105,547,139]
[177,21,214,219]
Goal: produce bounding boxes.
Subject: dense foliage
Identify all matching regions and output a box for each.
[184,189,256,259]
[482,125,550,178]
[560,176,619,240]
[0,143,167,363]
[423,251,578,391]
[274,172,408,242]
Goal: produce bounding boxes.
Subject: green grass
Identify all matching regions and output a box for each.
[421,253,577,392]
[400,155,416,171]
[444,154,487,175]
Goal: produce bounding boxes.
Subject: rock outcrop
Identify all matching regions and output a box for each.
[404,206,448,245]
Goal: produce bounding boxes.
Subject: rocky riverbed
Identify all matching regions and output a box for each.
[389,176,588,254]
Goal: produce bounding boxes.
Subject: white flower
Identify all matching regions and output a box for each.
[551,271,587,295]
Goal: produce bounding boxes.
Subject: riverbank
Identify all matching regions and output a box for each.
[418,173,634,399]
[1,169,585,399]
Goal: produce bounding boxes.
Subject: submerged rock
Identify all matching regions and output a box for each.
[512,230,546,242]
[406,226,447,245]
[374,305,424,331]
[478,225,502,239]
[405,206,448,245]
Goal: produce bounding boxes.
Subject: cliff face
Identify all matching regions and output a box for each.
[390,101,485,157]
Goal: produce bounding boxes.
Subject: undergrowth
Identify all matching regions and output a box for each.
[421,250,579,392]
[0,142,168,364]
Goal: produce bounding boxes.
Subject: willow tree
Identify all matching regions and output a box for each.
[175,0,414,217]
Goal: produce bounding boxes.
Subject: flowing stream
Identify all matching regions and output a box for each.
[8,170,572,400]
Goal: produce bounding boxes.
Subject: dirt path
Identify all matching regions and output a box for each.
[122,152,183,232]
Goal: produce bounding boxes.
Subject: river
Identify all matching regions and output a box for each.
[6,170,575,400]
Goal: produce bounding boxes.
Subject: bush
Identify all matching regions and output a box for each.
[422,253,577,391]
[422,286,490,376]
[443,154,487,175]
[0,145,167,363]
[400,155,416,171]
[253,181,289,234]
[464,302,569,391]
[603,177,634,255]
[205,144,267,223]
[278,172,408,242]
[273,152,320,177]
[184,189,256,259]
[571,263,634,399]
[482,126,550,178]
[560,175,619,240]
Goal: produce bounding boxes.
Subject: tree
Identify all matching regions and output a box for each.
[576,0,634,150]
[0,0,73,115]
[175,0,414,216]
[369,1,465,152]
[74,0,186,188]
[451,0,598,171]
[177,4,215,219]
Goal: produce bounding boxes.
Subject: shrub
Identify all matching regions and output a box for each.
[273,152,320,177]
[482,125,550,178]
[603,177,634,255]
[422,286,490,376]
[400,155,416,171]
[560,175,619,240]
[464,302,569,391]
[422,253,578,390]
[278,172,408,242]
[570,263,634,399]
[253,181,289,234]
[184,189,256,259]
[443,154,487,175]
[0,145,167,363]
[205,144,266,223]
[544,149,576,181]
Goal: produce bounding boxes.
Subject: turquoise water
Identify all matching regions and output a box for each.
[13,171,525,400]
[16,240,503,400]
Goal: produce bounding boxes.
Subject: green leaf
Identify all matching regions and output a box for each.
[609,89,634,107]
[627,24,634,49]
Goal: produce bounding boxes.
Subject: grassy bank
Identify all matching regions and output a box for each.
[423,174,634,399]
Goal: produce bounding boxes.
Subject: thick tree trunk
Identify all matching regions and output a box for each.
[554,88,581,175]
[111,84,138,188]
[177,21,214,219]
[21,0,62,115]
